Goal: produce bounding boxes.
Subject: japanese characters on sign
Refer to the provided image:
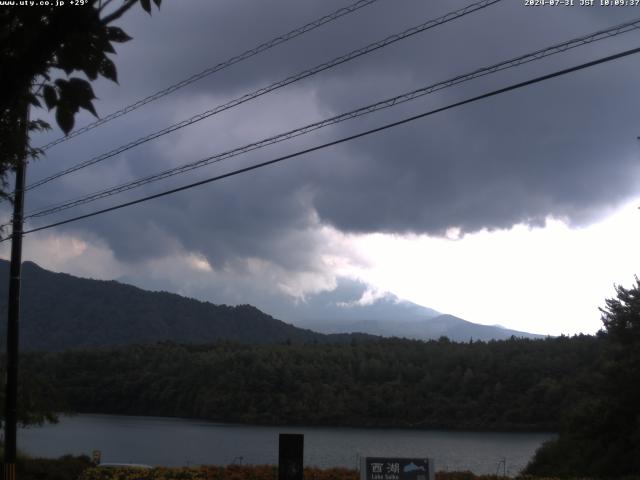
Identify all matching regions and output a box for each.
[360,457,434,480]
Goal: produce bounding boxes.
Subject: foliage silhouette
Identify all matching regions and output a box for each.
[525,278,640,477]
[0,0,161,198]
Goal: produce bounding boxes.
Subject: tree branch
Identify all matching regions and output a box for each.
[98,0,117,13]
[100,0,137,25]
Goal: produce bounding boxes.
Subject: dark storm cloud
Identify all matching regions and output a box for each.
[22,0,640,271]
[312,63,640,235]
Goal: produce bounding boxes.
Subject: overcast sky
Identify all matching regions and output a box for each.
[2,0,640,336]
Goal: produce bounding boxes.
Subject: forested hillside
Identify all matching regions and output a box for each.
[0,261,373,350]
[17,335,601,431]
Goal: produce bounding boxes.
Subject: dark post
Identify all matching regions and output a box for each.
[3,99,28,478]
[278,433,304,480]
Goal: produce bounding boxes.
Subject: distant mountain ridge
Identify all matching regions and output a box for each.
[283,279,545,341]
[299,313,545,342]
[0,260,374,351]
[0,260,543,350]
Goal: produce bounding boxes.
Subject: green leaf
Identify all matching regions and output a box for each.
[82,53,101,80]
[29,119,51,132]
[55,78,97,120]
[55,45,81,75]
[79,99,98,118]
[98,57,118,83]
[43,85,57,110]
[68,77,96,101]
[57,58,75,75]
[29,95,42,108]
[106,26,132,43]
[102,39,116,54]
[152,0,161,7]
[56,105,75,135]
[28,146,45,160]
[140,0,151,13]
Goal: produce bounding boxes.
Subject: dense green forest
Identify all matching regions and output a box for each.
[13,335,601,431]
[525,279,640,477]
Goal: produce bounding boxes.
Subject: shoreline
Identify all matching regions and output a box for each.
[53,411,559,435]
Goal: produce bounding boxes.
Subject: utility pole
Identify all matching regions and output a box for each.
[3,97,29,480]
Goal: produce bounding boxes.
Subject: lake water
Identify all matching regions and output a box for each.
[18,414,554,476]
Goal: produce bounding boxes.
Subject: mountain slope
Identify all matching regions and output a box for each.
[289,284,545,341]
[269,278,544,340]
[0,260,372,351]
[300,313,544,342]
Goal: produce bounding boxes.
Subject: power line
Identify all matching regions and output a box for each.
[24,0,501,192]
[9,45,640,241]
[23,16,640,220]
[36,0,383,152]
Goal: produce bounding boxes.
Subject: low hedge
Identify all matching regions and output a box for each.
[13,457,628,480]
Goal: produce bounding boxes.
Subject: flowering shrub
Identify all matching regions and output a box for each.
[79,465,607,480]
[79,465,360,480]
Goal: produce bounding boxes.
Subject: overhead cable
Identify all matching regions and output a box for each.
[25,0,501,192]
[23,17,640,220]
[8,45,640,241]
[36,0,383,151]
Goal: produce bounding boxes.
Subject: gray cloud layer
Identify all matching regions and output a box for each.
[14,0,640,298]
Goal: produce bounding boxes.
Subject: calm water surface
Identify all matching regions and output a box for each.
[18,414,553,476]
